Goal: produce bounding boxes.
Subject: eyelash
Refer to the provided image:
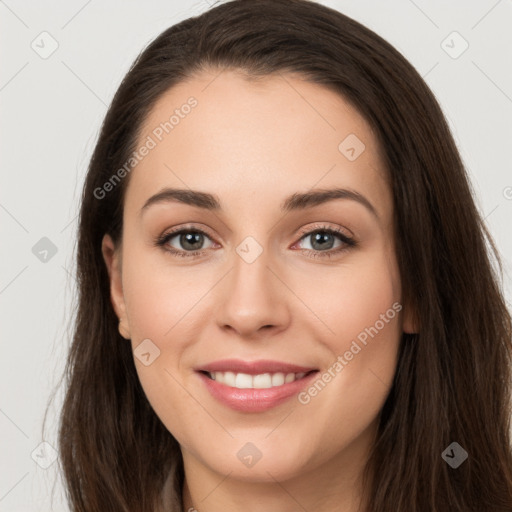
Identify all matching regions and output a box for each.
[154,224,357,260]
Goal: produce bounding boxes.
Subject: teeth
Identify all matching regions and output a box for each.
[235,373,253,389]
[272,373,285,386]
[254,373,272,388]
[285,373,295,383]
[207,371,308,389]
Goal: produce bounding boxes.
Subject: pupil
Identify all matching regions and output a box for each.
[312,232,333,250]
[182,232,203,250]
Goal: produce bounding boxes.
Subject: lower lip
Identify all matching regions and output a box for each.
[196,371,319,412]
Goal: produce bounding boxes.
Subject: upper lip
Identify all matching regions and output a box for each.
[196,359,318,375]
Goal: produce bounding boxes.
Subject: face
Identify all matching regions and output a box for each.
[102,69,416,485]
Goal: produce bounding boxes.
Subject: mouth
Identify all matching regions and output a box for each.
[198,369,318,389]
[194,359,320,412]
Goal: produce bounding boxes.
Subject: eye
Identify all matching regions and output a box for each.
[154,224,357,259]
[294,225,357,259]
[155,227,216,258]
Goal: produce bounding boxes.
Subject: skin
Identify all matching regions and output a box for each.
[102,69,417,512]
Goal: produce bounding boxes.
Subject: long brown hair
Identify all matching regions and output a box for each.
[45,0,512,510]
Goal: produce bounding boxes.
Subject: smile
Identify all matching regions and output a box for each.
[196,367,319,412]
[204,370,312,389]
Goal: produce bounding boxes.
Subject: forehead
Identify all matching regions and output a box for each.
[127,69,391,220]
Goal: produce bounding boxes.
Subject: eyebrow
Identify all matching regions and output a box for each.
[140,187,378,218]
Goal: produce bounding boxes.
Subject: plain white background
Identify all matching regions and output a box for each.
[1,0,511,510]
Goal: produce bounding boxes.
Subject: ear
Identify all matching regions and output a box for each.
[402,302,420,334]
[101,234,131,339]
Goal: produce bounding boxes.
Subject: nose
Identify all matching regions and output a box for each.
[216,247,291,339]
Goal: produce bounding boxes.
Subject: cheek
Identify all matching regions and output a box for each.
[293,243,401,353]
[121,246,195,343]
[120,249,217,443]
[294,247,402,424]
[334,249,402,383]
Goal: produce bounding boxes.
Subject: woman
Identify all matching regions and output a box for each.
[51,0,512,510]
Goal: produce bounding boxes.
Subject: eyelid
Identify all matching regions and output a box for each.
[295,222,354,241]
